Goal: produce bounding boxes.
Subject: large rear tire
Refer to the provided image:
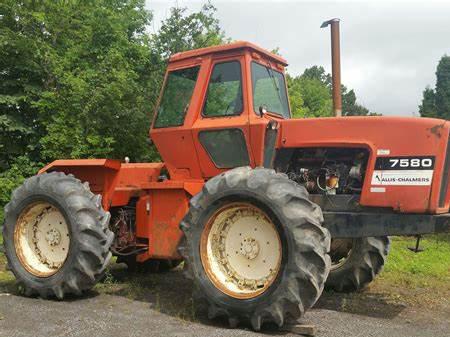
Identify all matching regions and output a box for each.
[2,172,114,299]
[179,167,331,330]
[326,236,390,292]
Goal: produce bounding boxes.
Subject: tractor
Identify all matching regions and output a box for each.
[3,33,450,330]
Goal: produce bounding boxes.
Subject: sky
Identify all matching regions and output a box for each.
[146,0,450,116]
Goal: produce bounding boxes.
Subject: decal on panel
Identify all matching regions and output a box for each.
[371,156,435,186]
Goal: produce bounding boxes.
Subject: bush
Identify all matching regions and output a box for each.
[0,156,41,222]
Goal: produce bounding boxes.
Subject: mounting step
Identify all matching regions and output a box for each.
[282,322,316,336]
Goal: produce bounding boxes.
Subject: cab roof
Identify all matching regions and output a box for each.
[169,41,288,66]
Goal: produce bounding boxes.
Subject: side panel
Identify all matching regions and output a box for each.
[280,117,450,213]
[135,189,189,261]
[135,183,204,261]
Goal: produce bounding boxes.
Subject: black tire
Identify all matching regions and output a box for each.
[2,172,114,299]
[326,236,390,292]
[179,167,331,330]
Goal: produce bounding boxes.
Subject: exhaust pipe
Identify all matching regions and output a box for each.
[321,18,342,117]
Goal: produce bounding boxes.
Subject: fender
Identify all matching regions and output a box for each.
[39,159,165,210]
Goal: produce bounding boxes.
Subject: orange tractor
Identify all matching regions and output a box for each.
[3,36,450,330]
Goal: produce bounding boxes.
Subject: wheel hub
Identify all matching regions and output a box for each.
[200,203,282,299]
[240,237,259,260]
[45,228,62,246]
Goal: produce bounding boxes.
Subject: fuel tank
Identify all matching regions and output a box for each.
[279,116,450,213]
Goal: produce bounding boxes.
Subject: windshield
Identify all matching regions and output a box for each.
[251,62,290,118]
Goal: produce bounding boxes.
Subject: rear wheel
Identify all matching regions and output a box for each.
[2,172,114,299]
[326,237,390,292]
[179,167,331,330]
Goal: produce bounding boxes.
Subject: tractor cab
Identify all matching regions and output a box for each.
[150,41,289,180]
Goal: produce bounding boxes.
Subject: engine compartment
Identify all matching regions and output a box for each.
[276,147,370,195]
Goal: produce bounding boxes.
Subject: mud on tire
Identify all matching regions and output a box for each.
[179,167,331,330]
[2,172,114,299]
[326,236,390,292]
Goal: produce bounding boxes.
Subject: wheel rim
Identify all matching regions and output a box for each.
[200,202,282,299]
[330,238,354,270]
[14,201,70,277]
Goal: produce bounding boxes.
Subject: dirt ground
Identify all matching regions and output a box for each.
[0,265,449,337]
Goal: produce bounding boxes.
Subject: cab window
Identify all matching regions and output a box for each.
[154,66,200,128]
[203,61,243,117]
[251,62,290,118]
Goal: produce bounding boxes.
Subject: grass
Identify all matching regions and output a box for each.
[368,235,450,308]
[0,233,449,319]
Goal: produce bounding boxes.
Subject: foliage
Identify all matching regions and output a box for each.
[0,0,225,215]
[420,56,450,119]
[0,156,41,222]
[287,74,333,118]
[0,1,46,170]
[419,87,437,117]
[152,2,225,60]
[287,66,375,118]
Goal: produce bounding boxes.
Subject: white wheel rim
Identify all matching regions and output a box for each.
[200,203,282,299]
[14,202,70,277]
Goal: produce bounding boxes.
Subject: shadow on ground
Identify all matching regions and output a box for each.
[0,260,407,332]
[1,258,407,320]
[98,263,407,324]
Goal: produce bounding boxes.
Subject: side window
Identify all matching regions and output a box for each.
[203,61,243,117]
[154,66,200,128]
[199,129,250,168]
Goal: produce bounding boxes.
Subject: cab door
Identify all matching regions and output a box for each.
[191,56,254,178]
[247,59,291,168]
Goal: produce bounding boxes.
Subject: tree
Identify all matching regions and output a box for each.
[342,89,370,116]
[152,2,225,59]
[435,56,450,119]
[0,1,227,220]
[0,0,47,170]
[419,87,437,117]
[287,74,333,118]
[420,55,450,119]
[287,66,373,117]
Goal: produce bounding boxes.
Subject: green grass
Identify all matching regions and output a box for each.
[369,235,450,307]
[384,235,450,282]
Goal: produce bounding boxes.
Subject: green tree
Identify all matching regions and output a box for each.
[419,87,437,117]
[287,74,333,118]
[0,1,47,170]
[152,2,225,59]
[0,1,227,220]
[287,66,372,117]
[420,56,450,119]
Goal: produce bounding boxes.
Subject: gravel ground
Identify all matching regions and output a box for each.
[0,292,448,337]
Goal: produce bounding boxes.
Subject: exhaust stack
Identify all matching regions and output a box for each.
[321,18,342,117]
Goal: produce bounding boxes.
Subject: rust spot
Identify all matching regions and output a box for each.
[429,122,446,138]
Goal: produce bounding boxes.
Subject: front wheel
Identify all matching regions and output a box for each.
[179,167,331,330]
